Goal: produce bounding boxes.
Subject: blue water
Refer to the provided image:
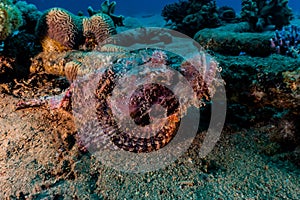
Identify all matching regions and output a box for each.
[25,0,300,16]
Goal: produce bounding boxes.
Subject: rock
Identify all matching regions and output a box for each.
[215,53,299,149]
[194,22,273,57]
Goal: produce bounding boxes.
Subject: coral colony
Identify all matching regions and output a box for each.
[0,0,22,41]
[36,7,117,52]
[270,25,300,58]
[162,0,220,37]
[241,0,293,31]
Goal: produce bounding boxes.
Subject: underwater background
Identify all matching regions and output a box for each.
[27,0,300,15]
[0,0,299,199]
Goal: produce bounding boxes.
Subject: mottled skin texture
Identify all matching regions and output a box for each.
[95,68,181,153]
[26,48,219,153]
[87,50,217,153]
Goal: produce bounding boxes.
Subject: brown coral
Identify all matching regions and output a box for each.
[82,13,116,48]
[35,8,83,51]
[36,6,119,52]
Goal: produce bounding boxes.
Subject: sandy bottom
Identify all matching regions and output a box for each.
[0,75,299,199]
[0,94,299,199]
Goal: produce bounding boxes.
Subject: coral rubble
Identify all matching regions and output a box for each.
[241,0,293,31]
[0,55,14,77]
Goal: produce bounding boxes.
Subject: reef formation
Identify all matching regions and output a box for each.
[0,0,299,198]
[0,0,22,41]
[0,0,41,80]
[0,0,125,83]
[2,0,300,169]
[194,22,273,57]
[87,0,124,27]
[161,0,221,37]
[241,0,293,31]
[162,0,293,38]
[188,0,299,165]
[3,0,219,154]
